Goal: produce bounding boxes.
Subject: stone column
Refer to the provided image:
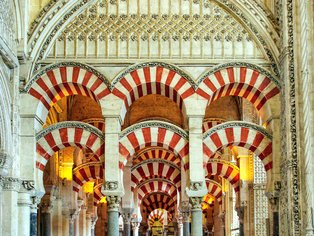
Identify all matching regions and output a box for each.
[131,222,140,236]
[180,201,190,236]
[91,216,97,236]
[190,197,203,236]
[279,1,302,235]
[86,214,92,236]
[79,206,87,236]
[1,177,19,236]
[62,209,70,235]
[18,192,32,236]
[107,196,121,236]
[182,213,190,236]
[40,197,53,236]
[122,212,132,236]
[30,197,39,236]
[177,220,183,236]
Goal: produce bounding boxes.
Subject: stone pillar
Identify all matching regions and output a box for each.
[131,222,140,236]
[91,216,97,236]
[40,197,53,236]
[18,192,32,236]
[182,214,190,236]
[279,0,302,235]
[79,206,87,236]
[190,197,203,236]
[62,209,70,236]
[107,196,121,236]
[30,198,38,236]
[86,214,92,236]
[69,217,75,236]
[122,212,132,236]
[177,220,183,236]
[180,202,190,236]
[2,177,19,236]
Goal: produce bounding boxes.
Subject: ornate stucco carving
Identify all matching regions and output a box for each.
[0,177,20,191]
[104,181,118,191]
[189,197,202,210]
[0,0,17,53]
[107,195,121,210]
[46,0,265,61]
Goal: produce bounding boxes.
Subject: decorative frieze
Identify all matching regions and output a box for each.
[0,177,20,191]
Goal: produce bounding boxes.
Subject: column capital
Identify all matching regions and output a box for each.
[131,221,140,230]
[189,197,203,210]
[107,195,121,211]
[40,199,53,214]
[122,211,132,224]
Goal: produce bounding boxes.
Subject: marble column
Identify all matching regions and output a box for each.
[40,197,53,236]
[86,214,92,236]
[190,197,203,236]
[131,222,140,236]
[91,216,97,236]
[107,196,121,236]
[62,209,70,236]
[30,198,38,236]
[79,206,87,236]
[18,192,32,236]
[177,219,183,236]
[122,212,132,236]
[181,211,190,236]
[69,217,75,236]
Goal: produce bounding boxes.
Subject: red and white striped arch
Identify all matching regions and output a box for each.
[36,122,104,171]
[25,62,110,124]
[197,65,280,122]
[131,161,181,189]
[142,193,176,215]
[111,63,195,120]
[203,122,272,171]
[203,118,226,133]
[203,194,216,206]
[133,148,181,167]
[206,179,223,204]
[206,159,240,193]
[93,183,105,206]
[72,162,104,192]
[120,122,189,169]
[148,209,172,227]
[137,180,178,203]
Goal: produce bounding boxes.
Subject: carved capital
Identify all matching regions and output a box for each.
[40,196,53,214]
[131,221,140,230]
[189,197,202,210]
[122,212,132,224]
[104,181,118,191]
[107,195,121,211]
